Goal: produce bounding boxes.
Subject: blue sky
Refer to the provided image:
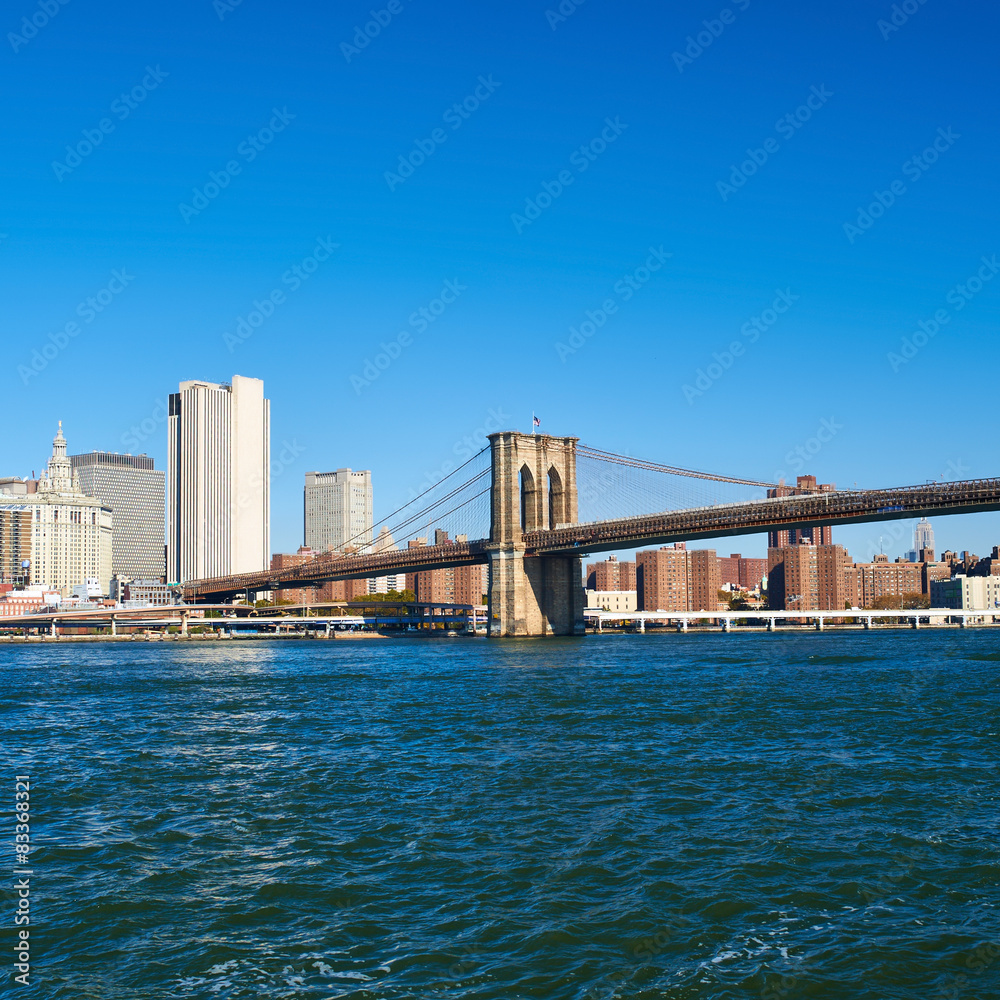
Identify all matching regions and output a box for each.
[3,0,997,560]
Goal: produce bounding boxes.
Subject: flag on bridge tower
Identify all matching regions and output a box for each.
[532,414,541,434]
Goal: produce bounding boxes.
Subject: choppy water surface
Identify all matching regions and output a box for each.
[3,631,999,999]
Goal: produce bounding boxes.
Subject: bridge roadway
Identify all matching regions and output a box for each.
[182,476,1000,602]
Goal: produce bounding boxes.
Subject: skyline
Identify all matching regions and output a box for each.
[6,409,995,575]
[4,0,999,559]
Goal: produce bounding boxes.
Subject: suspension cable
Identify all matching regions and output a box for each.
[339,446,489,551]
[578,444,777,488]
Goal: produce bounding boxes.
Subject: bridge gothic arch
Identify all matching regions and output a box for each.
[520,464,538,532]
[548,466,565,529]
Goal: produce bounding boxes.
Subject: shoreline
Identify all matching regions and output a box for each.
[2,621,999,643]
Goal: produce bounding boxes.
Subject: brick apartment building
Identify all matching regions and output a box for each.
[585,555,636,592]
[717,553,768,591]
[636,544,724,612]
[767,543,851,611]
[844,555,924,608]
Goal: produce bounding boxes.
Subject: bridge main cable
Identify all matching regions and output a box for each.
[338,445,490,552]
[577,444,779,489]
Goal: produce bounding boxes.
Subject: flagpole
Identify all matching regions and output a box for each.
[531,411,535,435]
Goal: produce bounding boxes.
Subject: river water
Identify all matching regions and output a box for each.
[3,632,998,999]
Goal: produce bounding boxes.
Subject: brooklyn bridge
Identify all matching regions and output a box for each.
[182,431,1000,636]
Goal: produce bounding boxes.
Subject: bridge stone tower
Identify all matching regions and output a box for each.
[486,431,586,637]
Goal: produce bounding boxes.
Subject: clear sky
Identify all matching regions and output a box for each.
[3,0,998,560]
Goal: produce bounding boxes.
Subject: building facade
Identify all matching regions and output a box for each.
[22,425,113,596]
[635,544,722,612]
[586,589,638,612]
[718,553,769,591]
[0,506,32,586]
[586,556,636,593]
[767,543,851,611]
[70,451,165,581]
[931,575,1000,610]
[304,469,373,554]
[845,555,924,608]
[167,376,270,584]
[636,545,689,612]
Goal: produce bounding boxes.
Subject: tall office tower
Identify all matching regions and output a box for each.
[304,469,373,553]
[914,518,934,559]
[167,376,270,584]
[767,475,836,548]
[23,424,113,596]
[70,452,166,581]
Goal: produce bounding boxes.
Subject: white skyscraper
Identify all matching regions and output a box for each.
[167,375,270,584]
[914,518,934,555]
[303,469,373,553]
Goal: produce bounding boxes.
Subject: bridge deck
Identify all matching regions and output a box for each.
[181,478,1000,601]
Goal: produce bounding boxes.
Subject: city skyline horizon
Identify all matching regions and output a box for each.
[5,406,998,567]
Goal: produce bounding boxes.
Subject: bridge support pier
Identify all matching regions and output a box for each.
[865,617,872,630]
[815,617,824,631]
[111,617,117,637]
[722,618,731,632]
[487,549,585,637]
[767,617,775,632]
[486,432,585,637]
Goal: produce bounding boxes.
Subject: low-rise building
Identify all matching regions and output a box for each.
[585,589,637,613]
[931,575,1000,610]
[846,554,924,609]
